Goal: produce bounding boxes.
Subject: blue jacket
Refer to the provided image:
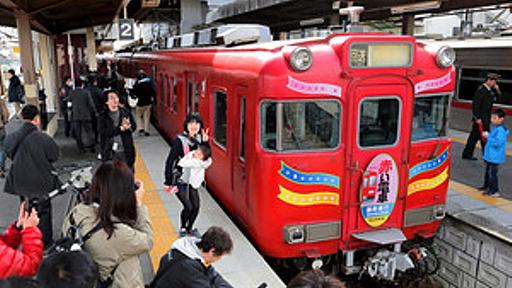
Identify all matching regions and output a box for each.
[483,124,509,164]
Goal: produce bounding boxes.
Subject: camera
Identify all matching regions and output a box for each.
[25,197,40,214]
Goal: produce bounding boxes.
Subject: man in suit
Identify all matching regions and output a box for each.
[462,73,502,160]
[70,78,96,153]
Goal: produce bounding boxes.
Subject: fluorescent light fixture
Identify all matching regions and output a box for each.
[391,1,441,14]
[300,18,325,27]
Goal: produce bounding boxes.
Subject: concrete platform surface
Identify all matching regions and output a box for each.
[447,129,512,242]
[135,126,285,288]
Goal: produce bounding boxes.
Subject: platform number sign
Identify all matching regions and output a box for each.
[119,19,135,40]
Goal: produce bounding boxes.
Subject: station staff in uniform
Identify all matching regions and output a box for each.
[462,73,501,160]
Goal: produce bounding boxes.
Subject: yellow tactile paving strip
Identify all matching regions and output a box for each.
[134,146,178,270]
[449,180,512,212]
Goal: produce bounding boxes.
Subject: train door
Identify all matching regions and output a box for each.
[344,79,412,244]
[211,88,231,205]
[231,86,248,210]
[158,72,166,124]
[186,73,199,114]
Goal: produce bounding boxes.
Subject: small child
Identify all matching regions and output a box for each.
[176,143,212,237]
[178,144,213,190]
[482,109,509,197]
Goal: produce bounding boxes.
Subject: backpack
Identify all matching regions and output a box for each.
[49,212,120,288]
[49,213,100,252]
[149,249,182,288]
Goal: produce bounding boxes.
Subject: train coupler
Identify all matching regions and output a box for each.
[360,249,415,281]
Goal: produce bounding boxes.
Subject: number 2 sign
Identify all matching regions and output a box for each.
[119,19,135,40]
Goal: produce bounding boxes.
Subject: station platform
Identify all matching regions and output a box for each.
[447,129,512,240]
[0,122,284,287]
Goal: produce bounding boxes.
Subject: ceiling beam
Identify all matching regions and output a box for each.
[30,17,51,34]
[0,0,20,10]
[0,5,13,14]
[0,0,26,11]
[53,14,120,34]
[28,0,75,15]
[0,0,53,34]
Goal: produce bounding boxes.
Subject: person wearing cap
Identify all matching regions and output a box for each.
[462,73,501,160]
[131,69,155,136]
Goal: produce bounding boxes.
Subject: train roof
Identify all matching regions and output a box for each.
[120,32,412,58]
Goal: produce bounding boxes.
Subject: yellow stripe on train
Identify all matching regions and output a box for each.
[408,168,449,196]
[278,185,340,206]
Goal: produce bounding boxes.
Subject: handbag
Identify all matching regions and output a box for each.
[17,85,25,104]
[128,95,138,108]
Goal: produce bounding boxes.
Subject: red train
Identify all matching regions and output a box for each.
[109,27,455,280]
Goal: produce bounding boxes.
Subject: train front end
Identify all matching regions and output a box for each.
[253,34,455,280]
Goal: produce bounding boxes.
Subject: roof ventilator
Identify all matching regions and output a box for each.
[338,6,365,32]
[165,24,271,49]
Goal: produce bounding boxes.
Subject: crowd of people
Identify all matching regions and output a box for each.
[0,66,452,288]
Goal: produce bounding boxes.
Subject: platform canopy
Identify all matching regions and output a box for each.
[207,0,512,31]
[0,0,126,34]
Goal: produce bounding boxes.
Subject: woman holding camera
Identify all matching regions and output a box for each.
[62,161,153,288]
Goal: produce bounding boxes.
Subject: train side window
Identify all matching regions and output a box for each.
[166,75,171,108]
[412,95,450,141]
[160,73,165,105]
[172,77,178,113]
[214,90,228,148]
[261,100,341,152]
[151,65,156,82]
[358,97,400,148]
[240,97,246,160]
[194,82,200,112]
[187,81,193,114]
[458,68,512,106]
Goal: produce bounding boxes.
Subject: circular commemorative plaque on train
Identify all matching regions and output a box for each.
[360,154,398,228]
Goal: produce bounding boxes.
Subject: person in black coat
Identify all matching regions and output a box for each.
[151,226,233,288]
[98,90,136,171]
[7,69,24,114]
[132,70,156,136]
[60,76,73,137]
[462,73,502,160]
[164,113,209,237]
[70,79,96,152]
[4,105,60,248]
[85,75,104,143]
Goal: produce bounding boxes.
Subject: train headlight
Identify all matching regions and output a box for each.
[436,46,455,68]
[290,47,313,71]
[284,225,305,244]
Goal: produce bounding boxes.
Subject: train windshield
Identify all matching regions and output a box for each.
[411,94,450,141]
[261,100,341,152]
[358,97,400,148]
